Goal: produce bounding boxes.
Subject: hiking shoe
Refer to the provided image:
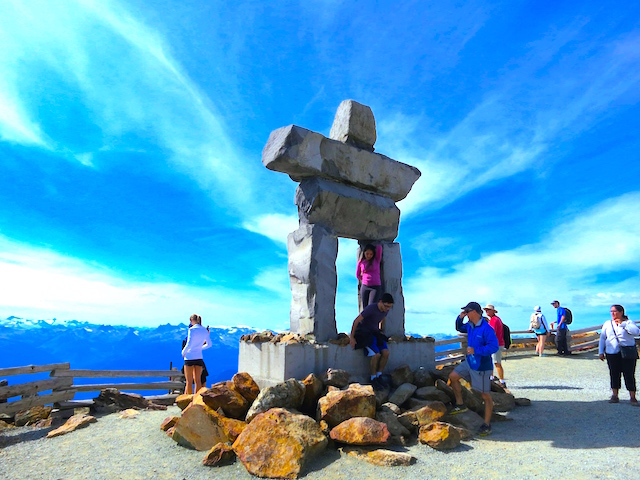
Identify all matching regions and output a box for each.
[499,380,507,388]
[478,423,492,436]
[631,399,639,407]
[449,404,468,415]
[608,395,619,404]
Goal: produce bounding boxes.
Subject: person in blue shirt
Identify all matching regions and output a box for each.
[550,300,570,355]
[448,301,500,436]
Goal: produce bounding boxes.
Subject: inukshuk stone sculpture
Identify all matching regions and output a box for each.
[262,100,421,342]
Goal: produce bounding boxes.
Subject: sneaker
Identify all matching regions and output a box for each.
[631,399,639,407]
[449,404,468,415]
[608,395,619,404]
[499,380,507,388]
[478,423,492,436]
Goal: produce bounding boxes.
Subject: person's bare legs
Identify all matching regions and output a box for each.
[193,365,203,393]
[184,364,195,395]
[481,392,493,425]
[377,349,389,374]
[370,354,381,377]
[495,362,504,381]
[449,371,464,405]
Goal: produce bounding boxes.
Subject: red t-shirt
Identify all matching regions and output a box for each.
[488,315,505,347]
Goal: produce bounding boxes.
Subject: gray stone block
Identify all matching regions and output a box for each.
[287,224,338,342]
[379,242,405,337]
[329,99,376,151]
[262,125,421,201]
[295,178,400,241]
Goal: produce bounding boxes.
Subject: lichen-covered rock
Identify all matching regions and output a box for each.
[388,383,417,407]
[435,379,456,403]
[397,411,418,433]
[47,414,96,438]
[232,372,260,403]
[330,417,390,445]
[160,416,179,431]
[431,366,456,382]
[419,422,461,450]
[301,373,324,414]
[415,401,448,426]
[321,368,350,388]
[442,408,485,432]
[201,381,250,420]
[217,416,247,443]
[341,447,415,466]
[391,365,414,387]
[15,406,52,427]
[317,383,376,428]
[414,386,451,403]
[233,408,327,479]
[413,367,435,387]
[245,379,305,422]
[172,404,229,451]
[202,443,236,467]
[175,394,193,410]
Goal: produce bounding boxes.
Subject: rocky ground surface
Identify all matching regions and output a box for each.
[2,351,640,479]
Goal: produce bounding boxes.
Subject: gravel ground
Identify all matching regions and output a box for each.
[2,351,640,480]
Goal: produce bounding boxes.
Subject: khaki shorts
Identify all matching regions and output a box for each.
[492,346,505,364]
[454,361,492,393]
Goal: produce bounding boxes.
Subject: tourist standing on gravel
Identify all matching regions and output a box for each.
[350,293,393,387]
[181,314,212,395]
[530,306,550,357]
[449,302,499,436]
[484,304,507,387]
[599,304,640,405]
[356,244,383,307]
[550,300,570,355]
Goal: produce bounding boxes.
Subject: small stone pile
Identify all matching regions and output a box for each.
[163,365,531,478]
[240,330,434,346]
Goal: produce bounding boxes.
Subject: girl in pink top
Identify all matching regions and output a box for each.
[356,244,383,307]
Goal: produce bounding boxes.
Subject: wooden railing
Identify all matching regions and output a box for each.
[433,321,640,366]
[0,363,185,416]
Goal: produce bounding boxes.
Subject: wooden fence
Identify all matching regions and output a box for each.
[0,363,185,416]
[434,321,640,366]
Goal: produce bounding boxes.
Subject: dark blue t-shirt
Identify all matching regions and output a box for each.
[359,303,386,332]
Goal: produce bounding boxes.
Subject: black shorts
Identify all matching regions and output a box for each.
[184,359,205,367]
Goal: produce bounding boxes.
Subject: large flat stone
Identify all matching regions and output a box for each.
[296,178,399,241]
[287,224,338,342]
[380,242,405,337]
[262,125,421,201]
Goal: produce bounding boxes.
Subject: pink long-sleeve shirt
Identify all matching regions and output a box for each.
[356,244,382,286]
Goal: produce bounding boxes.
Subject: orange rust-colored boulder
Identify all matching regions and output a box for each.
[233,408,327,479]
[200,381,250,419]
[217,416,247,442]
[341,447,415,466]
[15,406,52,427]
[317,384,376,428]
[414,401,448,426]
[232,372,260,403]
[172,403,230,451]
[175,394,193,410]
[202,442,236,467]
[47,414,96,438]
[160,416,179,431]
[301,373,324,414]
[329,417,390,446]
[418,421,461,450]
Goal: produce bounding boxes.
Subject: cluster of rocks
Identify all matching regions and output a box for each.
[240,330,434,346]
[0,388,168,439]
[163,365,530,478]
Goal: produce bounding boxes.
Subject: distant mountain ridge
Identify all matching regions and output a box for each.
[0,317,257,385]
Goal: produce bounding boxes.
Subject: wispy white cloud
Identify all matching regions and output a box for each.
[404,192,640,333]
[243,213,299,245]
[0,235,288,329]
[0,0,256,212]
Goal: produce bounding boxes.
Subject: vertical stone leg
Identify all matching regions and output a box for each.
[287,224,338,342]
[381,242,405,338]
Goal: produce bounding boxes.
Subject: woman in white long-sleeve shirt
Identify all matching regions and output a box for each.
[182,314,212,395]
[599,304,640,405]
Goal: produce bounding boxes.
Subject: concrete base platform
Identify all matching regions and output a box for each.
[238,340,436,388]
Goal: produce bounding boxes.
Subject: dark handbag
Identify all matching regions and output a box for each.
[620,345,639,360]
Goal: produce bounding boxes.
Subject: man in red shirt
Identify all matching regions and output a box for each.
[484,304,506,387]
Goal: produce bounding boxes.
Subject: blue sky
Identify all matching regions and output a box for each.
[1,0,639,334]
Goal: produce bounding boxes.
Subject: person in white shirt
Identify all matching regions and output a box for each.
[599,305,640,405]
[182,314,212,395]
[529,306,550,357]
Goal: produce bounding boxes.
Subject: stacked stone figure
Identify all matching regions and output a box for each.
[262,100,421,342]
